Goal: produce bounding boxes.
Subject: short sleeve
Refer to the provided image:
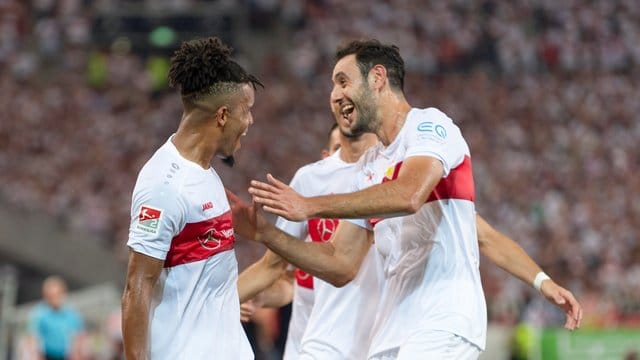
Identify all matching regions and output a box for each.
[345,218,373,230]
[127,182,186,260]
[404,108,468,177]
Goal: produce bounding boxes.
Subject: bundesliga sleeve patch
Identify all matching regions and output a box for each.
[136,205,163,235]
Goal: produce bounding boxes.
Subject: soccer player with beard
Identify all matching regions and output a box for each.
[122,37,262,360]
[239,39,583,359]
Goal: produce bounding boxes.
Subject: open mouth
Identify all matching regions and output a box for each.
[340,103,355,121]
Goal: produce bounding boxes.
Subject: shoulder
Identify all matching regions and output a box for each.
[30,303,48,318]
[137,146,189,190]
[133,146,193,203]
[404,107,463,142]
[407,107,454,129]
[291,154,341,183]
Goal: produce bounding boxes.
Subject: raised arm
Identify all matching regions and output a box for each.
[237,249,288,303]
[257,273,294,308]
[258,220,373,287]
[121,250,164,360]
[240,273,294,322]
[228,189,372,287]
[476,214,583,330]
[249,156,443,221]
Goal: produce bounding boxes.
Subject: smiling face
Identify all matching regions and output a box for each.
[219,83,255,158]
[330,54,380,137]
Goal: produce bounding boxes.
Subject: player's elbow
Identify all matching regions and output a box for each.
[402,192,424,214]
[326,267,358,288]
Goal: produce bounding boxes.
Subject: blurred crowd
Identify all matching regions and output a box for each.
[1,0,639,348]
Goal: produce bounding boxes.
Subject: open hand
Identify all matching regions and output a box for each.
[248,174,310,222]
[540,280,583,330]
[226,189,268,241]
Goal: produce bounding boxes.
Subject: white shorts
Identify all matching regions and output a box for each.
[369,330,482,360]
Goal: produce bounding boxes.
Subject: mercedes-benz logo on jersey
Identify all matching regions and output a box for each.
[198,228,222,250]
[315,219,338,242]
[297,271,311,281]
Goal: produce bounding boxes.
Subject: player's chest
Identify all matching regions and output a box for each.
[361,150,406,188]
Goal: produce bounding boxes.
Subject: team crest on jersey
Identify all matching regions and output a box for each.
[308,218,339,242]
[197,228,234,250]
[382,162,403,183]
[136,205,163,234]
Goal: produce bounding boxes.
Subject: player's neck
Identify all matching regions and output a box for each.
[340,133,378,163]
[376,97,411,147]
[173,117,219,169]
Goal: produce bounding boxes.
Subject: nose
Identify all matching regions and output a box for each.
[330,85,342,106]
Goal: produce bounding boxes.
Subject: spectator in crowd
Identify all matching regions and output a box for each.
[27,276,85,360]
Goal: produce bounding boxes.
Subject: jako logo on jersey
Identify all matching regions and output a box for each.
[417,121,447,139]
[202,201,213,211]
[197,228,234,250]
[137,205,162,234]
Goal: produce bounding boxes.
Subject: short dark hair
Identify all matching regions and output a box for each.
[335,39,405,92]
[168,37,263,101]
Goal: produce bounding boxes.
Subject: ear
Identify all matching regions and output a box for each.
[369,64,387,91]
[320,149,330,159]
[215,106,229,127]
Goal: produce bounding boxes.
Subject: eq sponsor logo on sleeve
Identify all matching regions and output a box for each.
[417,121,447,142]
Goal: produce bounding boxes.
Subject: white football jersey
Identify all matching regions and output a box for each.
[279,150,382,359]
[350,108,487,357]
[128,136,253,360]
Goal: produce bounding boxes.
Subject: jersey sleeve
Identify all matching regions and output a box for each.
[344,218,374,230]
[405,108,468,177]
[127,181,186,260]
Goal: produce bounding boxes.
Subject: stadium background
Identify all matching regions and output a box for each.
[0,0,639,358]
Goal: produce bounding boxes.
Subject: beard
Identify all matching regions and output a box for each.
[349,84,380,136]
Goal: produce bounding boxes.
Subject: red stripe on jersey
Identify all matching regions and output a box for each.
[426,155,474,203]
[295,268,314,289]
[368,156,474,227]
[164,210,235,268]
[295,218,340,289]
[308,218,339,242]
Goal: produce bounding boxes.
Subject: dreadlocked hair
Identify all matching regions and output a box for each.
[168,37,263,100]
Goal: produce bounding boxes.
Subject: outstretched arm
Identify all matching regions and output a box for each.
[476,214,583,330]
[238,250,288,303]
[256,273,294,308]
[249,156,443,221]
[240,273,295,321]
[228,189,372,287]
[121,250,163,360]
[257,220,373,287]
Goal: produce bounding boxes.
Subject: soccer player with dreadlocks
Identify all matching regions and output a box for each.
[122,37,262,360]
